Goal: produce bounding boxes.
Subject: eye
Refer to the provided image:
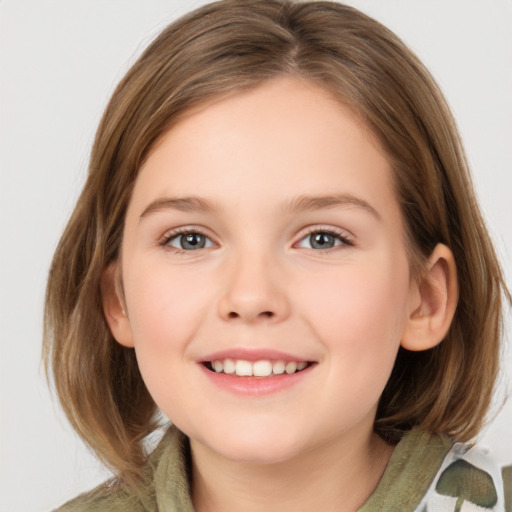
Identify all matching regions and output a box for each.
[165,231,214,251]
[296,230,352,250]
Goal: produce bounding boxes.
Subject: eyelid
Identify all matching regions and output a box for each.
[294,225,354,250]
[157,224,354,251]
[159,226,217,249]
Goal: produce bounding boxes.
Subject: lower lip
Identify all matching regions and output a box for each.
[199,364,314,396]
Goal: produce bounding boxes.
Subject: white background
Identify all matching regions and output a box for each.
[1,1,511,510]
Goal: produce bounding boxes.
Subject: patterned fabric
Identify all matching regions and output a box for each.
[55,425,512,512]
[414,443,511,512]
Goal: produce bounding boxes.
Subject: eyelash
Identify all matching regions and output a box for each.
[296,226,354,252]
[160,227,214,253]
[160,226,354,253]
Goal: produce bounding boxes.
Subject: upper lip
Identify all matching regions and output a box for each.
[198,348,313,363]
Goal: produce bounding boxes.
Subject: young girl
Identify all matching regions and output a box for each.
[44,1,510,510]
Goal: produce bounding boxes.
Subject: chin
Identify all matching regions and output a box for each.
[194,423,306,465]
[215,442,302,466]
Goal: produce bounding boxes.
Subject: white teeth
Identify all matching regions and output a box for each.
[235,360,253,376]
[272,360,285,375]
[253,360,273,377]
[285,361,298,374]
[223,358,235,374]
[209,359,309,377]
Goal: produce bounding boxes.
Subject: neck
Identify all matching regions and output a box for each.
[191,430,394,512]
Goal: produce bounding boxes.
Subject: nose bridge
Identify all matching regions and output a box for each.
[218,242,289,323]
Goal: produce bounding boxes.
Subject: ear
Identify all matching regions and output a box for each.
[101,264,135,348]
[401,244,458,351]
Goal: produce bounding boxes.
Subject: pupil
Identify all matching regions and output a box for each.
[181,233,205,250]
[310,232,334,249]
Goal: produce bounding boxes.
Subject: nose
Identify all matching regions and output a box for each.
[217,251,290,324]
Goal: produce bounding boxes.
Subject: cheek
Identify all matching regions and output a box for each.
[124,264,214,354]
[299,257,410,360]
[278,256,412,438]
[122,265,216,417]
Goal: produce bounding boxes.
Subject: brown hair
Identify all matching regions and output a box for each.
[43,0,509,485]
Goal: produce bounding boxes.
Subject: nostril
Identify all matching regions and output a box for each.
[226,310,273,319]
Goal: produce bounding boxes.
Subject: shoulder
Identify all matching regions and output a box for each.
[53,482,151,512]
[417,436,511,512]
[52,427,186,512]
[361,430,511,512]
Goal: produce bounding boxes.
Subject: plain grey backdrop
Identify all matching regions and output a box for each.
[1,1,511,510]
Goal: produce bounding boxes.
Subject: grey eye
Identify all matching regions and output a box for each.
[309,232,337,249]
[297,231,347,250]
[168,232,213,250]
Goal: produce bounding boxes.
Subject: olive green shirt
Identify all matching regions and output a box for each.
[55,426,511,512]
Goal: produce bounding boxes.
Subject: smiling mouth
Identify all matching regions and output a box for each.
[203,359,312,377]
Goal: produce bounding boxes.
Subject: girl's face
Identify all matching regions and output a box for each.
[114,77,419,464]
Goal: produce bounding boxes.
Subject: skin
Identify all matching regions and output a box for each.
[104,77,457,512]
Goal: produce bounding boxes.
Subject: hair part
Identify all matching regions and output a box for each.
[43,0,509,486]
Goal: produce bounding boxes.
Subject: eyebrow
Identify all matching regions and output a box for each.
[139,193,381,221]
[140,196,218,218]
[282,194,382,220]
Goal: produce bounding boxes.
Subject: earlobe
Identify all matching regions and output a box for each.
[101,264,135,348]
[401,244,458,352]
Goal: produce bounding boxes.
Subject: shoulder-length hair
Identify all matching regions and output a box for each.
[43,0,508,485]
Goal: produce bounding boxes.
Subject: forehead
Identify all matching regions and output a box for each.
[129,77,399,222]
